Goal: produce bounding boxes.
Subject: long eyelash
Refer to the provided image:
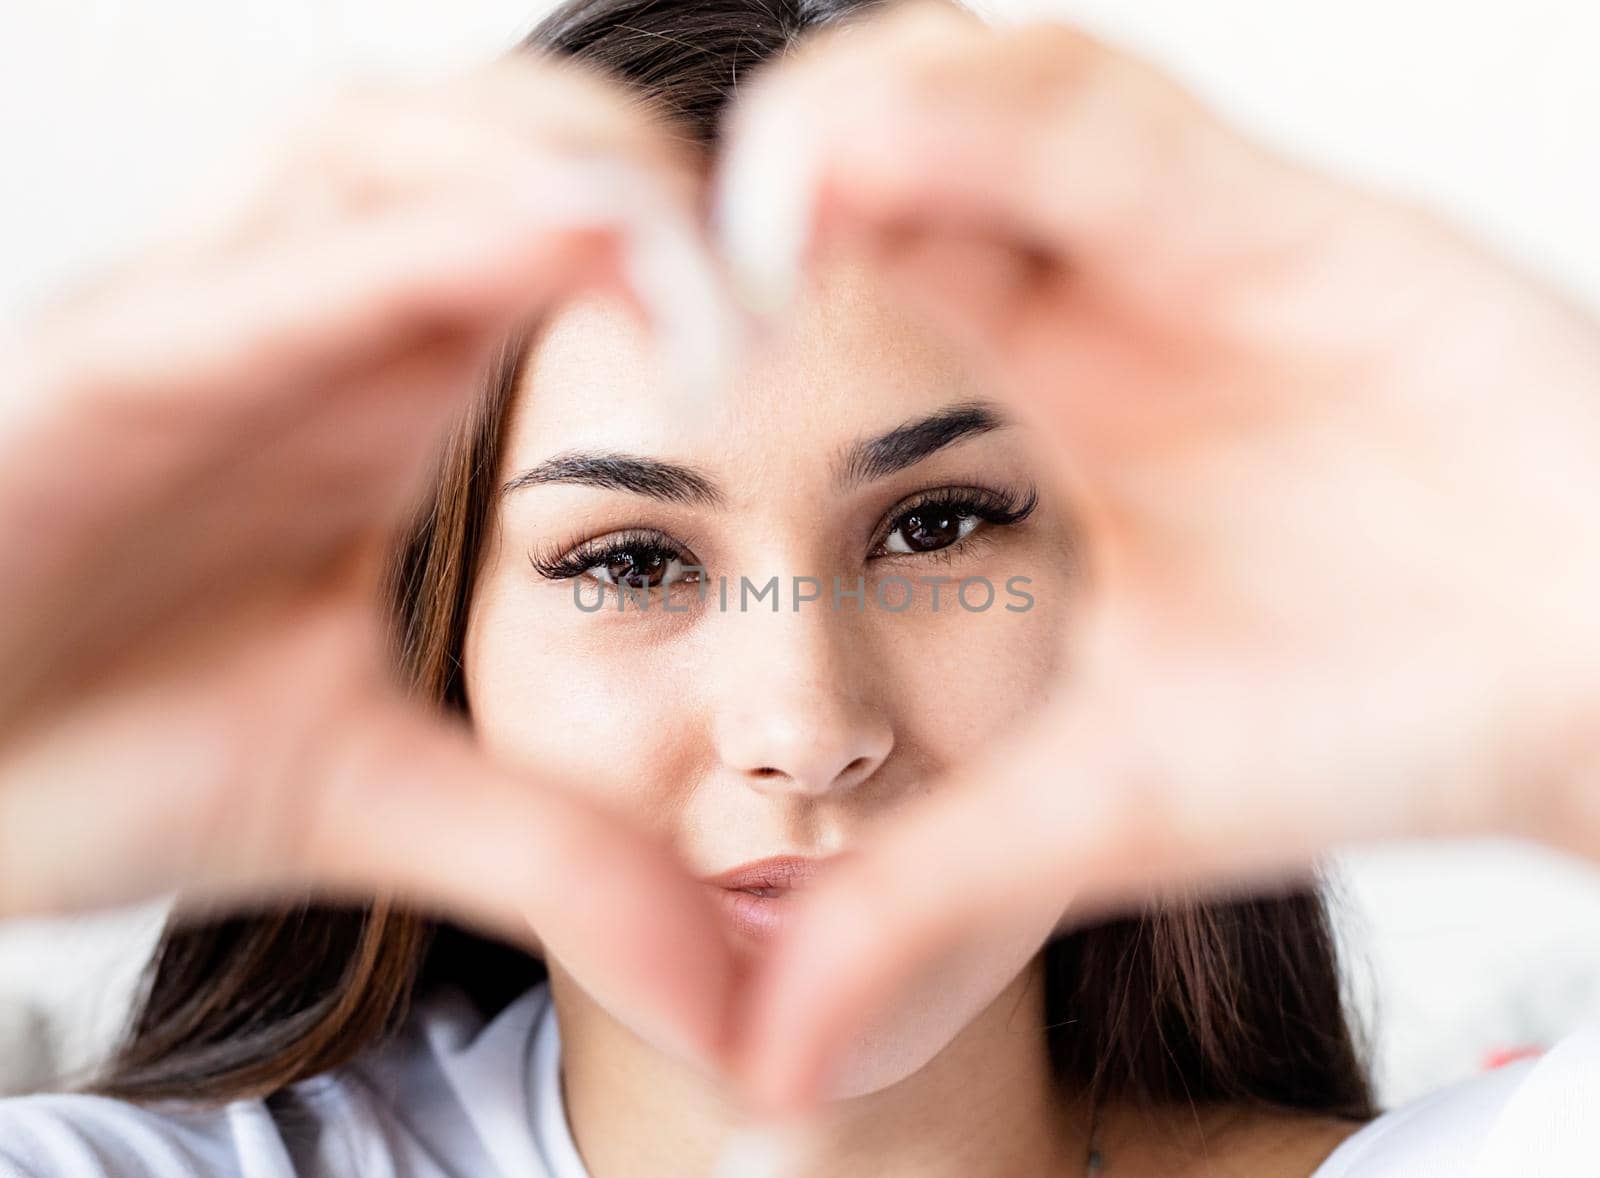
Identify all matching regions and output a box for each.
[529,485,1037,580]
[872,482,1039,555]
[528,528,689,581]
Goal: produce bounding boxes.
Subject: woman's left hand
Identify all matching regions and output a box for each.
[711,0,1600,1112]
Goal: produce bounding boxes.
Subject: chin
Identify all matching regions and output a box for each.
[819,935,1051,1101]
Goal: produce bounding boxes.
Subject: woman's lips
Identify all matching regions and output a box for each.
[701,855,840,943]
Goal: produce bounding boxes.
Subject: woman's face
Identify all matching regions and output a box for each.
[463,257,1076,1096]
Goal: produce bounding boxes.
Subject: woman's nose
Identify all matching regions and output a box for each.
[710,614,894,799]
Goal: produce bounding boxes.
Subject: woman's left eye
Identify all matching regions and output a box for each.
[883,506,983,554]
[874,486,1038,558]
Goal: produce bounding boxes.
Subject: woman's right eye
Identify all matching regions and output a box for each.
[529,530,701,591]
[584,545,696,588]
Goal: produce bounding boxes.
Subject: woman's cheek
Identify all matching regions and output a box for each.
[463,595,693,815]
[867,575,1063,765]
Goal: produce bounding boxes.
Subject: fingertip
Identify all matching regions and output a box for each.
[617,202,752,407]
[514,151,747,405]
[709,99,821,323]
[734,877,900,1112]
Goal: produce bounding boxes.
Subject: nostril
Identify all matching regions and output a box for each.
[743,756,878,790]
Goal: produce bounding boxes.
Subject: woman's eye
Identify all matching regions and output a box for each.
[585,546,693,588]
[529,529,703,592]
[874,485,1039,558]
[883,507,982,554]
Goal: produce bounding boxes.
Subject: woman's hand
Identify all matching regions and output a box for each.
[713,0,1600,1111]
[0,57,738,1069]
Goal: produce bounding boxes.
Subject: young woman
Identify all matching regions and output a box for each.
[3,0,1600,1175]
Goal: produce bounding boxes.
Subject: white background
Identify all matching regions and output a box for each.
[2,0,1599,1107]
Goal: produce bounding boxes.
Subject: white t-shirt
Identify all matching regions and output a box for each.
[0,981,1596,1176]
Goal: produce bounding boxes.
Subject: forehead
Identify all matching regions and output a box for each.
[507,259,981,465]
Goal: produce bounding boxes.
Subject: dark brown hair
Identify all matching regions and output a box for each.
[88,0,1374,1125]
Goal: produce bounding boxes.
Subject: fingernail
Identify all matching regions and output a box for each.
[617,204,749,405]
[528,154,747,405]
[711,104,821,322]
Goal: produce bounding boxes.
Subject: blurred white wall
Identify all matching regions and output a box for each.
[3,0,1600,1107]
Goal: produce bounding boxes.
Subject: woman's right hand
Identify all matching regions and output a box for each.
[0,57,737,1069]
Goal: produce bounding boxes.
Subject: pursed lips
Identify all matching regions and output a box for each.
[700,854,842,941]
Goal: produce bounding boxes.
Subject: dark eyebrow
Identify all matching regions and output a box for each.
[500,451,723,506]
[837,400,1008,487]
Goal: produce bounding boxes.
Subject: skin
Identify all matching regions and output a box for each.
[712,1,1600,1111]
[0,58,746,1069]
[461,260,1357,1175]
[463,261,1075,1103]
[0,4,1597,1169]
